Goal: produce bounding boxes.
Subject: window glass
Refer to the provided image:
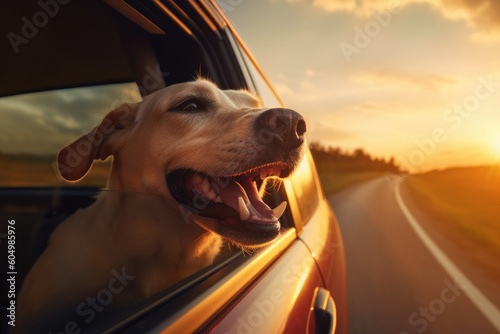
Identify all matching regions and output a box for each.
[0,84,141,187]
[2,188,244,333]
[1,83,295,333]
[289,152,321,222]
[240,50,283,108]
[225,30,256,92]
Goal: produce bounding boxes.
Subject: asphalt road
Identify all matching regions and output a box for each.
[328,176,500,334]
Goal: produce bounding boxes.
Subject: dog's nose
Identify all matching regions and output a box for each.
[255,108,306,149]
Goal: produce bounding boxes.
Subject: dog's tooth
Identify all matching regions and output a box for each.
[202,179,211,193]
[215,196,222,203]
[260,169,267,180]
[238,196,251,221]
[207,189,217,201]
[271,201,287,219]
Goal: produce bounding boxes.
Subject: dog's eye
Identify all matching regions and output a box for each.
[176,99,203,112]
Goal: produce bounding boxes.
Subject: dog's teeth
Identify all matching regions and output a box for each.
[271,201,287,219]
[260,169,267,180]
[238,196,251,221]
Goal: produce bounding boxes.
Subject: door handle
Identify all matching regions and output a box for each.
[308,287,337,334]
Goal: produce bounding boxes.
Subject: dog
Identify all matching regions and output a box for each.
[16,79,306,332]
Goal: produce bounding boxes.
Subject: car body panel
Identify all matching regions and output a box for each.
[206,239,323,333]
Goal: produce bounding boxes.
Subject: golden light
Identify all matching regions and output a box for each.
[491,134,500,156]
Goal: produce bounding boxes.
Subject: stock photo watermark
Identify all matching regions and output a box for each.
[217,0,244,12]
[399,74,499,171]
[48,267,135,333]
[400,278,465,334]
[386,73,500,190]
[7,0,71,54]
[340,1,402,64]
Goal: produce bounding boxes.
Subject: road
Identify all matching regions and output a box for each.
[328,176,500,334]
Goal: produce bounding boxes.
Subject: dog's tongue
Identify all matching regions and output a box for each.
[216,178,285,224]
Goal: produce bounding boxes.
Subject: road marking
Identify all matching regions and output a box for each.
[395,181,500,333]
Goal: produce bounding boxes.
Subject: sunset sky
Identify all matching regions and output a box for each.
[221,0,500,172]
[1,1,500,173]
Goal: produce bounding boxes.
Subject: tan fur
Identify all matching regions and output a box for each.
[17,79,270,332]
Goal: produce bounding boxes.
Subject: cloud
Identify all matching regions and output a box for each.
[273,81,295,98]
[312,0,410,17]
[439,0,500,41]
[307,120,355,144]
[305,69,317,77]
[352,68,456,90]
[297,0,500,40]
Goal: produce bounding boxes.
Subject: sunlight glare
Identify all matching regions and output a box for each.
[491,134,500,156]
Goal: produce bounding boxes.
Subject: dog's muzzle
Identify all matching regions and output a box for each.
[167,108,306,246]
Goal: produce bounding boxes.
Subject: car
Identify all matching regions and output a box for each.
[0,0,348,333]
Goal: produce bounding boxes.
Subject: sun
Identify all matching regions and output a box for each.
[491,134,500,156]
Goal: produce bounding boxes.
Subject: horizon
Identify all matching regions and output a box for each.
[2,143,500,176]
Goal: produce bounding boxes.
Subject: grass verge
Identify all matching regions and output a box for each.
[405,165,500,256]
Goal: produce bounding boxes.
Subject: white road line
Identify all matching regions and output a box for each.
[395,181,500,333]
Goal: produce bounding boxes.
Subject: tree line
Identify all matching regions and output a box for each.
[309,142,402,173]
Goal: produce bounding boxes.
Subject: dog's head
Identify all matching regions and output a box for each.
[58,79,306,247]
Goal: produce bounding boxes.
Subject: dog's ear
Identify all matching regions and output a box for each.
[57,103,138,182]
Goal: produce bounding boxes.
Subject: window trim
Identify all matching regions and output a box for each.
[207,0,286,106]
[109,229,297,333]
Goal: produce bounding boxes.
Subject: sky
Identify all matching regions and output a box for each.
[1,0,500,173]
[219,0,500,172]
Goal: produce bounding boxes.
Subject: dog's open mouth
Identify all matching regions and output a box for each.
[167,162,290,240]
